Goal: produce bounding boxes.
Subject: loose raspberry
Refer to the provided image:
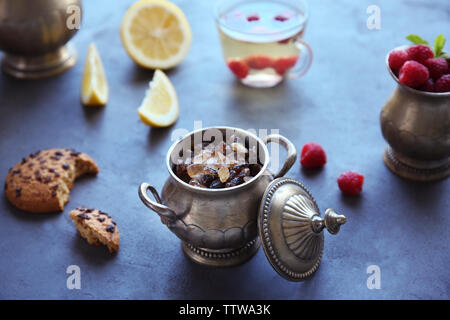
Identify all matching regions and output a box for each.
[337,171,364,196]
[406,44,434,64]
[434,74,450,92]
[424,58,449,80]
[247,14,259,22]
[227,59,249,79]
[245,55,274,70]
[419,78,435,92]
[399,61,429,88]
[273,56,298,75]
[274,15,289,22]
[388,49,408,72]
[300,142,327,169]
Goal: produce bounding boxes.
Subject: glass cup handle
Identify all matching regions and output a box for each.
[288,38,313,79]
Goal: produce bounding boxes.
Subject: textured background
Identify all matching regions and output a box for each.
[0,0,449,299]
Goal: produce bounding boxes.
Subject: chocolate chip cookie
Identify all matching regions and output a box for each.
[69,207,120,253]
[4,148,99,213]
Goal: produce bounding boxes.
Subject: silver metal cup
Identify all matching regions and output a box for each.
[139,127,297,267]
[0,0,82,79]
[380,48,450,181]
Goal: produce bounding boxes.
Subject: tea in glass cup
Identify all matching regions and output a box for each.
[215,0,312,87]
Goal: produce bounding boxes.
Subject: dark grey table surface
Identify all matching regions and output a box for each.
[0,0,449,300]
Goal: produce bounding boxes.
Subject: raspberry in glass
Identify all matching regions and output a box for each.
[227,59,249,79]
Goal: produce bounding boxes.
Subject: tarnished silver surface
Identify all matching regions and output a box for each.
[380,48,450,181]
[0,0,81,79]
[258,178,345,281]
[181,238,261,268]
[139,127,297,267]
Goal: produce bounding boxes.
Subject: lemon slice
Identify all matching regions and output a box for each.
[81,43,108,106]
[120,0,192,69]
[138,69,179,127]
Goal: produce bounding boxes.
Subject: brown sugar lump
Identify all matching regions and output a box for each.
[173,134,262,189]
[69,207,120,253]
[4,149,99,213]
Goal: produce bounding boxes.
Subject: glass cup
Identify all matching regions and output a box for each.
[214,0,312,88]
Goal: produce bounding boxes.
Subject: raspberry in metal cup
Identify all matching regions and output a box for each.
[214,0,312,88]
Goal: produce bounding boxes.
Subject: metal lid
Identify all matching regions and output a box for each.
[258,177,346,282]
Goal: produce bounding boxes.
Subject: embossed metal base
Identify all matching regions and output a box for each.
[2,43,77,79]
[181,238,261,267]
[383,146,450,181]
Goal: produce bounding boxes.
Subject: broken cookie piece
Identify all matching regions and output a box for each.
[69,207,120,253]
[4,148,98,213]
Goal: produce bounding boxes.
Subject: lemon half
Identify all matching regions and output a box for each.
[120,0,192,69]
[138,69,179,127]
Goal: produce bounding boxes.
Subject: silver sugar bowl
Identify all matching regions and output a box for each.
[0,0,82,79]
[139,127,346,281]
[381,48,450,181]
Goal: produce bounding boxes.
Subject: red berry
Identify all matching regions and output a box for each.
[419,78,435,92]
[274,15,288,22]
[273,56,298,75]
[300,142,327,169]
[399,61,429,88]
[245,55,275,70]
[434,74,450,92]
[227,59,249,79]
[247,14,259,22]
[388,50,408,72]
[406,44,434,64]
[424,58,449,80]
[337,171,364,196]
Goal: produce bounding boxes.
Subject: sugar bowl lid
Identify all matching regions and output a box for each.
[258,177,346,282]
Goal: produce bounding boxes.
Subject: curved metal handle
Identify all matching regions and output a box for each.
[138,183,177,225]
[288,38,313,79]
[311,209,346,235]
[263,134,297,179]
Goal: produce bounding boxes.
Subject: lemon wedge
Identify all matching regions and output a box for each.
[138,69,179,127]
[120,0,192,69]
[81,43,108,107]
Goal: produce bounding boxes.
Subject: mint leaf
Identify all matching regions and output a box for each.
[434,34,446,57]
[406,34,429,46]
